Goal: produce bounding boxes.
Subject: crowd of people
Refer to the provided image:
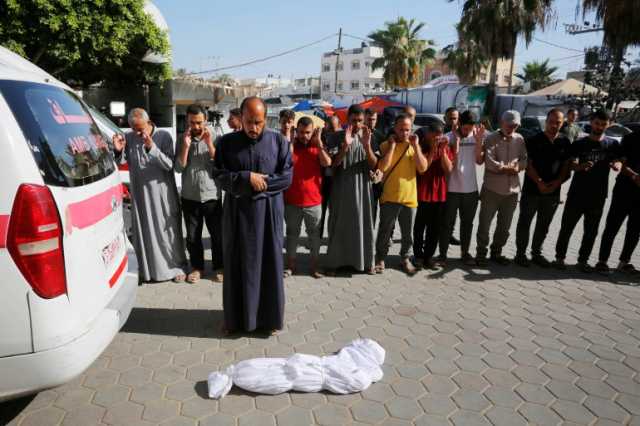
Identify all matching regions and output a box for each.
[112,97,639,334]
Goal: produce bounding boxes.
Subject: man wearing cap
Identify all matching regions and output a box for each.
[514,109,571,268]
[475,110,528,266]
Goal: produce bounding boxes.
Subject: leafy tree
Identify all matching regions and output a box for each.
[443,24,489,84]
[451,0,555,92]
[581,0,640,107]
[0,0,171,87]
[368,17,436,89]
[515,59,558,91]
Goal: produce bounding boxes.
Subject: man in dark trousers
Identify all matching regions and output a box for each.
[214,97,293,334]
[175,104,223,283]
[596,130,640,274]
[553,110,622,273]
[514,109,571,267]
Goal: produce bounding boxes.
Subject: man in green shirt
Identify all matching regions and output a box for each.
[560,108,581,143]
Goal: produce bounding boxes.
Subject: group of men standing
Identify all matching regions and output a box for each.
[113,97,639,336]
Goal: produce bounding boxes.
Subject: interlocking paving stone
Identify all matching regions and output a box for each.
[3,173,640,426]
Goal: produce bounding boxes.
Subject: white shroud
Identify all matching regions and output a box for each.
[207,339,385,399]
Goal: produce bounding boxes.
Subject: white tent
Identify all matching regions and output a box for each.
[529,78,606,96]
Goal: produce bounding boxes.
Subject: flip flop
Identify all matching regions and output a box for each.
[311,270,325,279]
[172,274,186,283]
[283,269,294,278]
[186,270,201,284]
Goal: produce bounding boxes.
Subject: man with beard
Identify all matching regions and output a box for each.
[175,104,223,283]
[554,110,622,272]
[514,109,571,268]
[214,97,293,334]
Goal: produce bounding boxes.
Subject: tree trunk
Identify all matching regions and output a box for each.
[486,57,499,124]
[507,44,516,94]
[607,45,626,112]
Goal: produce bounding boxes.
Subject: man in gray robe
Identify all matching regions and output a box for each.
[325,105,378,274]
[113,108,188,283]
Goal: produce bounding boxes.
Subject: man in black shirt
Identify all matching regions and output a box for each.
[596,130,640,274]
[553,110,622,272]
[515,109,571,267]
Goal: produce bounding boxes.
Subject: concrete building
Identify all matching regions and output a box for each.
[423,52,516,87]
[320,44,385,100]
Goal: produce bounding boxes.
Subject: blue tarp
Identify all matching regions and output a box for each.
[292,100,314,111]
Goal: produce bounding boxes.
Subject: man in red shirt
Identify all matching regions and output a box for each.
[284,117,332,278]
[414,122,455,269]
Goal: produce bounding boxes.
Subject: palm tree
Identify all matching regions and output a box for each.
[515,59,558,91]
[581,0,640,107]
[442,24,489,84]
[452,0,555,91]
[368,17,436,89]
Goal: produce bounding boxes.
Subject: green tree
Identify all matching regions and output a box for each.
[442,24,489,84]
[0,0,171,87]
[452,0,555,93]
[515,59,558,91]
[368,17,436,89]
[581,0,640,107]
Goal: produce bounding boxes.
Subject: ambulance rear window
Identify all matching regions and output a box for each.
[0,80,116,187]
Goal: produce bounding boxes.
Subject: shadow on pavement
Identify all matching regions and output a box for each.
[0,394,35,424]
[122,308,225,338]
[425,259,639,286]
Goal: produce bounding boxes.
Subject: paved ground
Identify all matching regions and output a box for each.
[3,173,640,426]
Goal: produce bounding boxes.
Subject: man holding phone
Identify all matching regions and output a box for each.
[175,104,223,283]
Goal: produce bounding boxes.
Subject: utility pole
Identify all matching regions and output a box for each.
[334,28,342,94]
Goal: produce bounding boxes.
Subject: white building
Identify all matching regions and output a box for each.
[320,44,385,101]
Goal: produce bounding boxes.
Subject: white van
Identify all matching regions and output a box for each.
[0,46,138,401]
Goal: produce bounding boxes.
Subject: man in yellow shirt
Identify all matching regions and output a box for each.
[375,114,429,275]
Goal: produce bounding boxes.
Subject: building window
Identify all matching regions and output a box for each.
[337,81,343,91]
[322,63,331,72]
[322,82,331,91]
[351,80,360,90]
[364,82,370,89]
[479,73,487,81]
[351,60,360,70]
[336,62,344,71]
[365,61,370,68]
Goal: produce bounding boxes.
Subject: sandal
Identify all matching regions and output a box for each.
[172,273,186,283]
[311,270,325,279]
[186,270,201,284]
[283,268,294,278]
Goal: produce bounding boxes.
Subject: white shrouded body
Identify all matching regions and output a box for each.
[208,339,385,399]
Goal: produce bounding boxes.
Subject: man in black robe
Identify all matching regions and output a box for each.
[214,97,293,334]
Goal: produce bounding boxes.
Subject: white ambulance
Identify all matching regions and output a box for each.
[0,46,138,401]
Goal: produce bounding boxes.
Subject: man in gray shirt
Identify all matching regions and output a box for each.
[476,110,528,266]
[175,104,223,283]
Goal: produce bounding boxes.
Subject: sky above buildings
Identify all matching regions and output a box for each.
[154,0,636,81]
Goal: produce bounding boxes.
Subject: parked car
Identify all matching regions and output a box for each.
[0,46,138,401]
[518,116,546,139]
[86,105,133,239]
[576,121,632,142]
[622,122,640,134]
[413,113,446,130]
